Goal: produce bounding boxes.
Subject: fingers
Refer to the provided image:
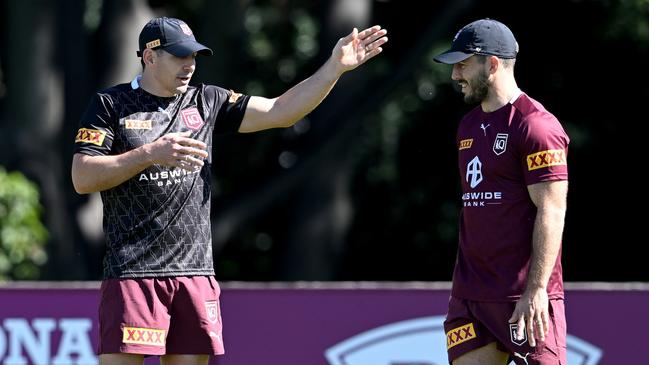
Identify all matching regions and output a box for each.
[172,133,208,151]
[362,28,388,46]
[362,47,384,62]
[526,315,536,347]
[178,145,209,159]
[343,27,358,43]
[164,132,208,157]
[538,310,549,341]
[175,153,204,172]
[357,25,383,39]
[153,132,209,169]
[517,316,526,343]
[174,145,208,171]
[516,312,546,347]
[360,28,388,62]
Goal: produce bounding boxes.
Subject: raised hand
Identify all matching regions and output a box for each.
[333,25,388,72]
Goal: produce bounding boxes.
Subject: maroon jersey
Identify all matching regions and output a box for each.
[453,92,569,301]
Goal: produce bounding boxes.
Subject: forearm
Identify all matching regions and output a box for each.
[275,58,343,124]
[527,205,566,290]
[239,58,344,132]
[71,146,153,194]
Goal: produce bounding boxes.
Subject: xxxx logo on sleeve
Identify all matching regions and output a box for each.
[527,149,567,171]
[122,326,166,347]
[446,323,476,349]
[459,139,473,150]
[228,90,242,103]
[75,128,106,146]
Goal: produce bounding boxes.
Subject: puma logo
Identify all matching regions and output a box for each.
[480,123,490,136]
[514,352,531,365]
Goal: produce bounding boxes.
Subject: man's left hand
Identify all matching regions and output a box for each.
[333,25,388,72]
[508,287,550,347]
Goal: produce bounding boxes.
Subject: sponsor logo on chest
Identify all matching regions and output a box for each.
[124,119,152,130]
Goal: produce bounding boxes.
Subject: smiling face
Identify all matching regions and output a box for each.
[143,49,197,97]
[451,55,491,104]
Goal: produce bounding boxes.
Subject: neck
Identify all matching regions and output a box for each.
[139,70,175,97]
[481,73,519,113]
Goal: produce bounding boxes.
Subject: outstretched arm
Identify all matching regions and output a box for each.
[239,25,388,133]
[509,180,568,347]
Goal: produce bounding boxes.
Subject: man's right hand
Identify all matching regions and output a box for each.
[147,131,209,171]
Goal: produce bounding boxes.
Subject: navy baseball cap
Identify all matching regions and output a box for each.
[137,17,213,58]
[434,19,518,64]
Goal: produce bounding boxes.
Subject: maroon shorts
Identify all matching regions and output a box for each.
[444,296,567,365]
[98,276,224,356]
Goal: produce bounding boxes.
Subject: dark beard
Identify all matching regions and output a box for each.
[463,71,489,104]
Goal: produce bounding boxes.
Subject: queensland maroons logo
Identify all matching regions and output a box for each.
[205,301,219,324]
[493,133,508,155]
[180,108,204,130]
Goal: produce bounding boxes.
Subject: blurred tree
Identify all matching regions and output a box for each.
[2,0,648,282]
[0,167,48,280]
[0,0,85,279]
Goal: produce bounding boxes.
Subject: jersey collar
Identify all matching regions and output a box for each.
[509,88,522,104]
[131,75,142,90]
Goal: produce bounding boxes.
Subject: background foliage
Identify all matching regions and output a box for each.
[0,168,48,280]
[0,0,647,281]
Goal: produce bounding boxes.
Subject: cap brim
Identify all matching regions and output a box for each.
[164,41,213,57]
[433,51,473,64]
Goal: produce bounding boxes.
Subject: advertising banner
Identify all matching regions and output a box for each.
[0,283,645,364]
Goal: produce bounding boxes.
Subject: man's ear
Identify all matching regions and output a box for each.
[143,49,156,66]
[488,55,500,74]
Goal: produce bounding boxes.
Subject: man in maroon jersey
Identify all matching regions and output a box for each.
[434,19,569,365]
[71,17,387,365]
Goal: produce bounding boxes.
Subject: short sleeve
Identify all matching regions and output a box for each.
[204,85,250,134]
[73,93,116,156]
[519,112,570,185]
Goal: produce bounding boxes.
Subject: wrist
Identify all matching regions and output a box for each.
[525,282,547,292]
[139,143,155,166]
[325,57,346,78]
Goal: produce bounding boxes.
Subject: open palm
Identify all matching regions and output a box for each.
[333,25,388,72]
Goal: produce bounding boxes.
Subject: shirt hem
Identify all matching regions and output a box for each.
[104,270,216,279]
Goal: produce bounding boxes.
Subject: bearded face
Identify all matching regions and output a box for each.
[452,56,491,104]
[461,67,490,104]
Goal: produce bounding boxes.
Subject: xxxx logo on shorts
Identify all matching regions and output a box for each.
[75,128,106,146]
[527,149,567,171]
[122,326,166,347]
[446,323,476,349]
[180,108,204,130]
